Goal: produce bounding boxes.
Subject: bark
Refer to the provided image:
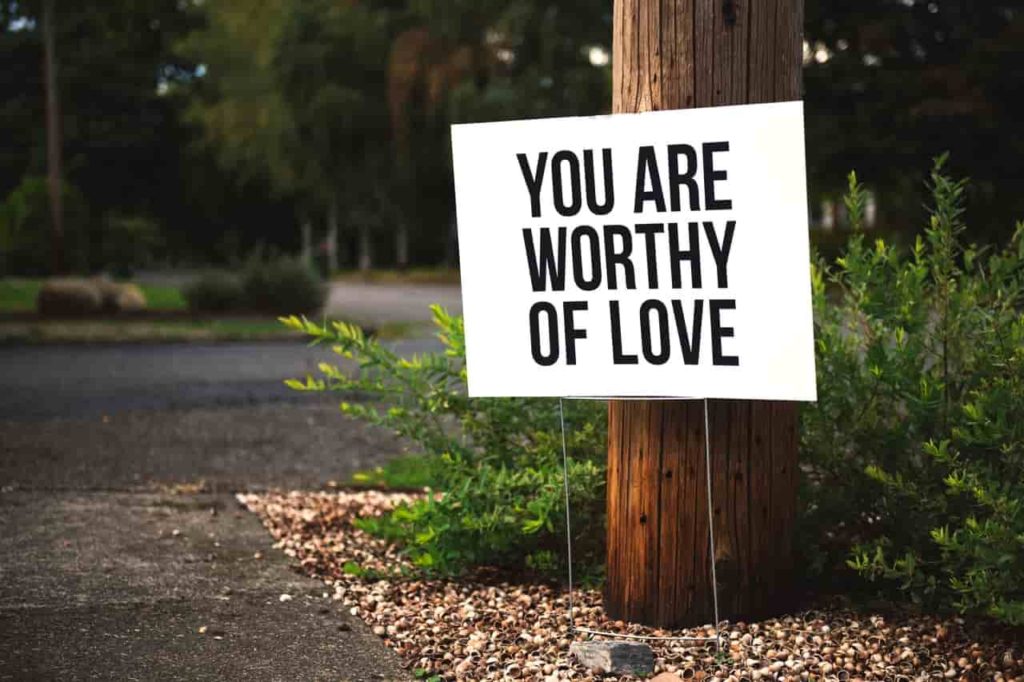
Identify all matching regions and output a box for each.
[605,0,803,628]
[42,0,64,274]
[326,194,339,273]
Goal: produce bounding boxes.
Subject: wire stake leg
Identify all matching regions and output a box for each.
[558,398,724,649]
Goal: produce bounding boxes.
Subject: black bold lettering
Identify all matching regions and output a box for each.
[609,301,638,365]
[670,299,703,365]
[584,149,615,215]
[634,223,664,288]
[522,228,567,292]
[704,220,735,288]
[551,151,582,216]
[667,144,700,211]
[563,301,588,365]
[529,302,559,366]
[571,226,602,291]
[640,300,670,365]
[709,299,739,366]
[602,224,636,290]
[702,141,732,210]
[668,222,702,289]
[517,152,547,218]
[634,146,666,213]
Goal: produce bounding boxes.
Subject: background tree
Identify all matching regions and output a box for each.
[804,0,1024,241]
[274,0,395,272]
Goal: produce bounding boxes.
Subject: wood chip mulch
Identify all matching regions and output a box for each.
[238,490,1022,681]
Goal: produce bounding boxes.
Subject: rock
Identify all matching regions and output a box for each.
[570,641,655,676]
[92,278,147,312]
[111,283,147,312]
[36,278,103,316]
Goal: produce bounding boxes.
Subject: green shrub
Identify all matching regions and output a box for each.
[0,176,90,276]
[802,156,1024,624]
[243,257,325,315]
[282,308,607,576]
[184,271,245,313]
[282,157,1024,621]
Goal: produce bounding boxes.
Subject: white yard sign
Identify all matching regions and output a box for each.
[451,101,816,400]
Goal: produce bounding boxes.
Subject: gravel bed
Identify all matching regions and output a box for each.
[239,490,1022,681]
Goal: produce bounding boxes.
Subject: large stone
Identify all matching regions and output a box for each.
[36,278,103,316]
[570,640,655,676]
[111,283,147,313]
[91,278,147,313]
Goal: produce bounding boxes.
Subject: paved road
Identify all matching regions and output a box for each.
[0,490,408,681]
[0,339,439,420]
[0,333,450,680]
[325,282,462,324]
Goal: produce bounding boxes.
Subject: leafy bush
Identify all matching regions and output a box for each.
[0,176,90,276]
[282,308,607,576]
[243,257,325,315]
[802,156,1024,624]
[283,157,1024,621]
[184,271,245,313]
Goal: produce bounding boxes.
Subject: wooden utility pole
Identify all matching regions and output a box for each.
[606,0,803,628]
[41,0,64,274]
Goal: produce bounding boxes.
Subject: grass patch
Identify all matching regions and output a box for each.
[0,317,422,344]
[351,454,440,490]
[139,284,187,311]
[332,268,460,286]
[0,318,297,343]
[0,278,187,312]
[0,279,39,312]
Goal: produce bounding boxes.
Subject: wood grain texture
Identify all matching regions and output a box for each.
[605,0,803,627]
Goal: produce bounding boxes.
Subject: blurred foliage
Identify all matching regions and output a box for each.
[282,307,607,576]
[0,175,89,275]
[804,1,1024,241]
[802,158,1024,624]
[184,258,325,315]
[241,257,325,315]
[1,0,1021,271]
[101,214,162,278]
[283,158,1024,620]
[183,270,245,314]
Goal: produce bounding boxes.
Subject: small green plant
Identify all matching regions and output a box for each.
[351,454,441,489]
[282,307,606,575]
[802,155,1024,624]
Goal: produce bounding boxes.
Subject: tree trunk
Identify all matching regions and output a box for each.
[358,222,373,272]
[326,194,339,274]
[42,0,64,274]
[394,221,409,270]
[300,215,313,267]
[605,0,803,629]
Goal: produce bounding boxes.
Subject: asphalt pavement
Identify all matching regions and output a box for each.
[0,339,438,420]
[0,328,447,680]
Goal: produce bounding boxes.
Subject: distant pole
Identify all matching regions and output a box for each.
[42,0,64,274]
[605,0,803,627]
[327,192,340,273]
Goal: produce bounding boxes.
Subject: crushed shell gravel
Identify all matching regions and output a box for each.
[238,490,1022,681]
